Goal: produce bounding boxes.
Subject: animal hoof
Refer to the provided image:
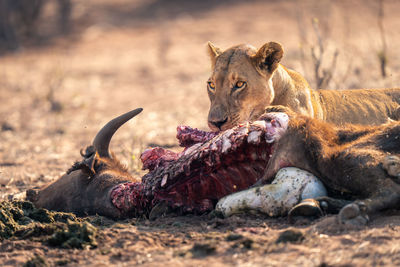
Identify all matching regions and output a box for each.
[288,198,323,223]
[338,203,369,226]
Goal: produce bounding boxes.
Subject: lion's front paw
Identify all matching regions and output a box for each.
[264,105,293,114]
[338,202,369,226]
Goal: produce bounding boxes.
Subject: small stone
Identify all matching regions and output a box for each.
[1,122,14,132]
[190,243,216,258]
[241,238,254,249]
[225,233,243,241]
[23,255,48,267]
[275,229,305,244]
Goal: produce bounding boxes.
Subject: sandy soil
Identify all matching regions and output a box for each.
[1,0,400,266]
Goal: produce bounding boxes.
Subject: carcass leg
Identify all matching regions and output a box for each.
[215,167,327,217]
[338,178,400,225]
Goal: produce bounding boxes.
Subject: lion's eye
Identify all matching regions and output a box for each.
[234,81,247,91]
[208,81,216,91]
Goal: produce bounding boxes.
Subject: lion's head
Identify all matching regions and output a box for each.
[206,42,284,131]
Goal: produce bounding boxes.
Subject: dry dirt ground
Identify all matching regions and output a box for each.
[1,0,400,266]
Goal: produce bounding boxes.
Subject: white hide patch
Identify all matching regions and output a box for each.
[236,126,249,136]
[272,113,289,130]
[221,135,232,154]
[223,128,235,138]
[215,167,327,217]
[247,131,262,144]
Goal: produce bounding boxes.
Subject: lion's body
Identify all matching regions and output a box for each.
[206,42,400,129]
[270,65,318,119]
[316,88,400,125]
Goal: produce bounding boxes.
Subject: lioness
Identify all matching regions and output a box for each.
[206,41,400,130]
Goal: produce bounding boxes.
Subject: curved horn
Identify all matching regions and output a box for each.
[93,108,143,158]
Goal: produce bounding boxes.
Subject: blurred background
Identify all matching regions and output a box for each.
[0,0,399,197]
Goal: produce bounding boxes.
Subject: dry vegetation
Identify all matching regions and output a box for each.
[1,0,400,266]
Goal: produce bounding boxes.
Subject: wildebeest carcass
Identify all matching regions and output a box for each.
[28,107,400,224]
[29,108,308,218]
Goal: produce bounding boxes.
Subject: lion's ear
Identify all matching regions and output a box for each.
[207,41,221,68]
[252,42,284,74]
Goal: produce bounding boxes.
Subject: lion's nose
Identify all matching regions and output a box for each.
[209,118,228,130]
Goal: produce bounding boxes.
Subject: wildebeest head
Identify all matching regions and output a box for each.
[26,108,143,218]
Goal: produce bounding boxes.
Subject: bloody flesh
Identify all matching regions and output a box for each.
[111,123,273,216]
